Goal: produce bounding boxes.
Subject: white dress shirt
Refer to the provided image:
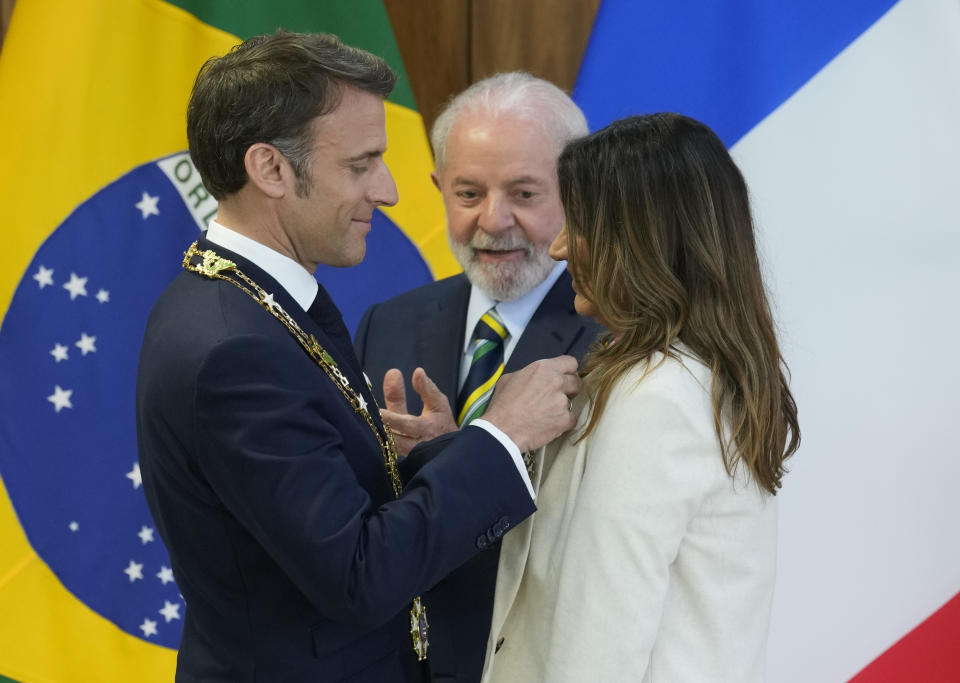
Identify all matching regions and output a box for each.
[206,220,318,311]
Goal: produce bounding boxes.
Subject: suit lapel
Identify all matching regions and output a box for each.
[484,443,549,674]
[506,271,588,372]
[483,394,589,678]
[308,284,366,381]
[304,286,385,430]
[416,275,470,405]
[193,237,381,428]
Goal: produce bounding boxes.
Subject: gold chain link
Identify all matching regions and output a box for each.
[182,242,428,658]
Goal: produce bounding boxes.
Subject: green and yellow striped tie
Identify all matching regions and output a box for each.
[456,307,509,426]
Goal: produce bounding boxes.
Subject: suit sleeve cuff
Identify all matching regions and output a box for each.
[468,419,535,499]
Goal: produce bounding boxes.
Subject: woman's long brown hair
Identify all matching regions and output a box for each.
[559,113,799,494]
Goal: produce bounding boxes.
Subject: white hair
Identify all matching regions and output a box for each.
[430,72,588,171]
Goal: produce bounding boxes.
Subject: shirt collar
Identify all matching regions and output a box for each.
[204,220,319,311]
[463,261,567,354]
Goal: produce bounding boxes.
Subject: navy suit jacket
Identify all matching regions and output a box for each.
[354,272,602,682]
[136,238,536,683]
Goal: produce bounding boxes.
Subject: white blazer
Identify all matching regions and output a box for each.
[482,352,777,682]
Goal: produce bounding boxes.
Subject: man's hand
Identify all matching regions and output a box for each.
[483,356,582,453]
[381,367,458,455]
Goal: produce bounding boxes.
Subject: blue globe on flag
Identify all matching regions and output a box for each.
[0,153,431,648]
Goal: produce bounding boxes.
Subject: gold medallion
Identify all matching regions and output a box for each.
[410,596,429,661]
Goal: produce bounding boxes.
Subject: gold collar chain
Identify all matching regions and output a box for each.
[182,242,429,660]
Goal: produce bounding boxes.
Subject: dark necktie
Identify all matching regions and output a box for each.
[456,307,509,426]
[307,287,360,373]
[307,286,377,419]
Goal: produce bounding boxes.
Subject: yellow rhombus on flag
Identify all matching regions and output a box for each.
[0,2,452,681]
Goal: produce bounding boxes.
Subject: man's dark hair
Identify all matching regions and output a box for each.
[187,29,396,199]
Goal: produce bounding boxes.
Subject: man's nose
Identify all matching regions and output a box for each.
[370,163,399,207]
[478,194,514,233]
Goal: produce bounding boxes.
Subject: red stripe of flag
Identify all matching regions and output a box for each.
[850,591,960,682]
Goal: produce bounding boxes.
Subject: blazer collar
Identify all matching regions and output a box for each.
[483,393,589,678]
[506,270,591,372]
[193,236,382,428]
[484,441,549,675]
[413,271,596,400]
[415,274,471,402]
[204,221,318,310]
[194,235,305,320]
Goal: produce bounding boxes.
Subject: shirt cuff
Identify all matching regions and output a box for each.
[469,419,535,499]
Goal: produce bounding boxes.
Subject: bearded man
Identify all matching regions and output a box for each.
[354,72,602,683]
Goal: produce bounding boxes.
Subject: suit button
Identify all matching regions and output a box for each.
[495,636,505,653]
[494,516,510,535]
[486,528,498,543]
[476,534,489,550]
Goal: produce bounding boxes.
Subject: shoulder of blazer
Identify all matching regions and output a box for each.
[365,273,471,316]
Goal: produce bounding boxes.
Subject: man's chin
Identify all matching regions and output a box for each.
[462,259,551,302]
[324,245,366,269]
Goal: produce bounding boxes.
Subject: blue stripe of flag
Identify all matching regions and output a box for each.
[574,0,900,146]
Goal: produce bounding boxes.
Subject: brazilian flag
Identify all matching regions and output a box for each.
[0,2,451,680]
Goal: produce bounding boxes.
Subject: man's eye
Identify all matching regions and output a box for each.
[351,165,369,174]
[457,190,479,201]
[516,190,535,200]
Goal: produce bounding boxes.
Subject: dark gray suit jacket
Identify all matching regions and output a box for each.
[355,271,601,414]
[354,272,602,682]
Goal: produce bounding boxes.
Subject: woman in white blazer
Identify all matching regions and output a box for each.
[482,113,800,682]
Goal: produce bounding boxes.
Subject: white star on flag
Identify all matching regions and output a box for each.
[47,385,73,413]
[139,618,158,637]
[68,521,79,532]
[75,333,97,356]
[135,191,160,219]
[33,265,54,289]
[62,272,88,300]
[96,289,110,303]
[50,344,69,362]
[159,600,181,623]
[126,463,142,489]
[157,566,175,585]
[124,559,144,582]
[138,526,155,544]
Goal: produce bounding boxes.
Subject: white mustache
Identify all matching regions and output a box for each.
[469,231,533,255]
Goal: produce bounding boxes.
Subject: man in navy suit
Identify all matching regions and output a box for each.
[136,31,580,683]
[354,74,602,682]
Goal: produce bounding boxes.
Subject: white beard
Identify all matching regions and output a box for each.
[449,228,556,302]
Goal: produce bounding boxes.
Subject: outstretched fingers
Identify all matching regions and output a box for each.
[382,368,409,415]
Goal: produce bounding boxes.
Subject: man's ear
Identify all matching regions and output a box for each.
[244,143,289,199]
[430,171,440,191]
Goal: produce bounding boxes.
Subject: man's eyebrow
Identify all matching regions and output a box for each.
[506,175,548,186]
[344,150,384,163]
[451,175,548,186]
[451,176,481,186]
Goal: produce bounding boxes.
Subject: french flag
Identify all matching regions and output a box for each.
[573,1,960,680]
